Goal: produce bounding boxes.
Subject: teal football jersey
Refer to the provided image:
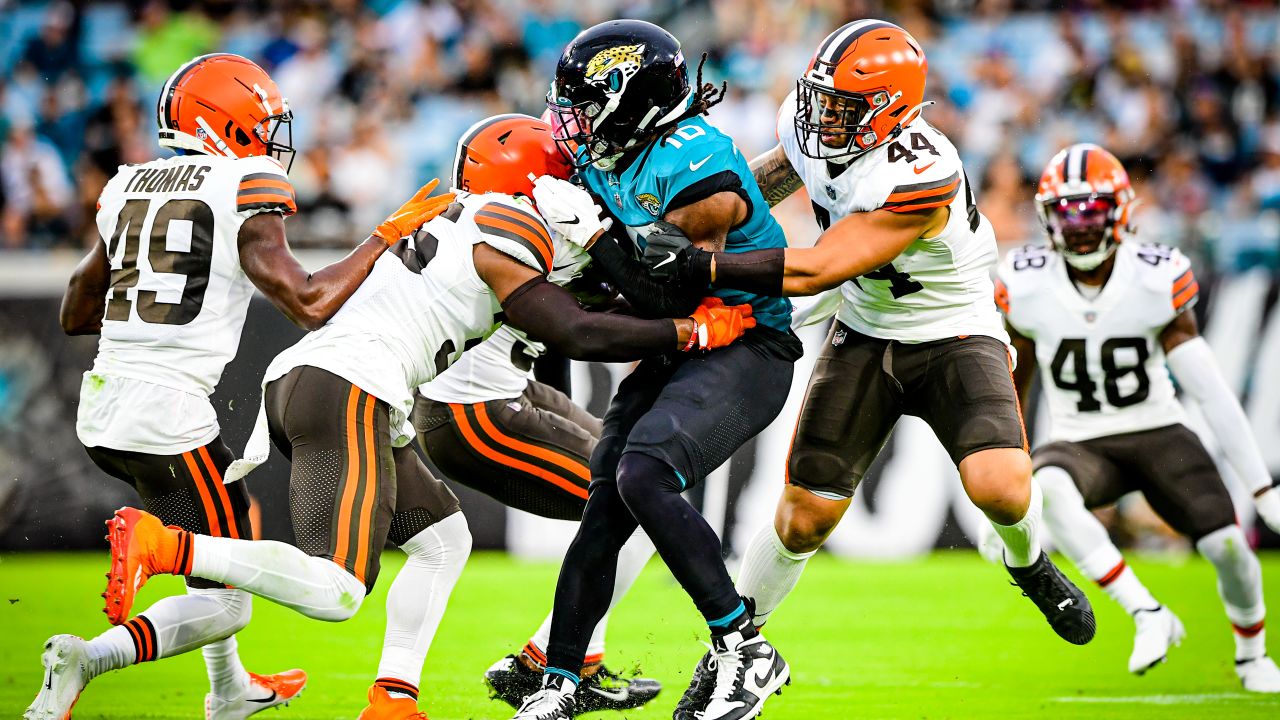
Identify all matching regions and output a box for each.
[579,117,792,332]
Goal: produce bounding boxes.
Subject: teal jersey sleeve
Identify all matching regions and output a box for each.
[581,118,793,332]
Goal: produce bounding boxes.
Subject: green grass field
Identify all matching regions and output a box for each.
[3,551,1279,719]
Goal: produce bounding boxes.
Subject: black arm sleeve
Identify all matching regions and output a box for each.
[533,350,572,395]
[501,277,678,362]
[708,248,786,297]
[587,233,705,318]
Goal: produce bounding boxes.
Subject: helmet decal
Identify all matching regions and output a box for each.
[584,43,646,89]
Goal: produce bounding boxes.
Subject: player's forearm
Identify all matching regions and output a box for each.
[749,145,803,208]
[1167,337,1273,495]
[588,233,703,317]
[702,246,861,298]
[501,277,689,360]
[60,247,109,335]
[265,237,387,331]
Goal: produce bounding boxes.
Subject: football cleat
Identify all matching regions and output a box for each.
[357,684,427,720]
[1007,551,1096,645]
[24,635,91,720]
[103,507,183,625]
[697,631,789,720]
[1129,605,1184,675]
[672,649,714,720]
[205,669,307,720]
[485,654,540,708]
[1237,655,1280,693]
[576,663,661,713]
[510,675,575,720]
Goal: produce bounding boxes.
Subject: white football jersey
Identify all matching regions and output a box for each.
[228,191,561,483]
[421,226,592,405]
[996,242,1199,442]
[77,154,296,454]
[777,90,1007,344]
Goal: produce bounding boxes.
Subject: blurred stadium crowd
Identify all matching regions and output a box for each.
[2,0,1280,273]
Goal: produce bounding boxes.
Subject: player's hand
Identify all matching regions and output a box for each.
[1255,487,1280,535]
[529,174,610,249]
[685,297,755,351]
[644,220,710,284]
[372,179,456,245]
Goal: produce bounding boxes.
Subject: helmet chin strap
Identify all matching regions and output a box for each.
[1060,236,1117,271]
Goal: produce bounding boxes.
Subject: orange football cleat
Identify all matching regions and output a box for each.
[206,669,307,720]
[102,507,185,625]
[357,685,428,720]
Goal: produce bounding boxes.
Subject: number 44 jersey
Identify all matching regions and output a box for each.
[79,154,296,455]
[776,90,1006,344]
[996,242,1198,443]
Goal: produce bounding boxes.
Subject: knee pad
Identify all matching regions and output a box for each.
[187,586,253,635]
[402,512,472,570]
[787,447,856,496]
[314,559,368,622]
[616,452,683,505]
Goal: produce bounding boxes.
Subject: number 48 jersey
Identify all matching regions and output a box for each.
[995,242,1198,443]
[79,154,296,454]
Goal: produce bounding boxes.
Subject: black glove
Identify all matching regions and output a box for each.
[642,220,713,284]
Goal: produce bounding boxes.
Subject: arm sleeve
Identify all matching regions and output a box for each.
[587,233,704,318]
[1166,336,1273,495]
[501,277,678,361]
[236,157,297,218]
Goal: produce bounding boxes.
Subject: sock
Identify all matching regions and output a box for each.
[1197,524,1267,660]
[190,535,367,621]
[544,667,580,689]
[707,600,758,642]
[374,677,419,701]
[735,524,817,629]
[376,513,471,692]
[989,477,1042,568]
[85,625,137,679]
[201,635,251,700]
[529,529,655,666]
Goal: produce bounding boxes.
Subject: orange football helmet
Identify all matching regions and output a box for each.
[156,53,295,170]
[453,114,572,199]
[1035,143,1136,270]
[795,20,928,163]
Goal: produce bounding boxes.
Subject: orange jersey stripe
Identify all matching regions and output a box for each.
[333,386,363,577]
[237,191,296,206]
[351,395,378,585]
[885,195,954,213]
[183,451,223,537]
[197,445,240,539]
[449,405,589,500]
[994,278,1010,314]
[475,214,554,270]
[479,204,555,259]
[885,178,960,204]
[473,403,589,482]
[1171,269,1195,295]
[1173,281,1199,310]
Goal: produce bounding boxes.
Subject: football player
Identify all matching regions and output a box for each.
[100,114,755,719]
[641,20,1097,711]
[513,19,800,720]
[27,53,454,720]
[990,143,1280,690]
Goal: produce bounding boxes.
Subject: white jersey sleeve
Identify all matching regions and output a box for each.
[79,154,288,454]
[462,194,555,274]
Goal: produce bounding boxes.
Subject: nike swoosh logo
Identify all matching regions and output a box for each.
[246,690,278,704]
[588,686,629,702]
[912,162,935,175]
[653,251,677,269]
[552,263,577,271]
[690,155,714,172]
[559,217,580,224]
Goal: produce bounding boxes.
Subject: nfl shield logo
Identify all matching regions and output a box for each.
[1084,311,1097,324]
[832,327,847,346]
[825,186,837,200]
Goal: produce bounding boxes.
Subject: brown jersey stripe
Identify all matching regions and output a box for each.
[450,404,589,500]
[350,392,379,586]
[240,172,287,183]
[473,402,589,482]
[476,205,554,257]
[332,385,363,578]
[238,199,299,216]
[198,445,241,539]
[1173,281,1199,311]
[475,215,553,271]
[887,171,961,198]
[885,176,961,205]
[182,451,224,537]
[238,178,293,192]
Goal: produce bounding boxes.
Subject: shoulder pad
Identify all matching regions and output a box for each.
[874,126,963,213]
[1128,242,1197,312]
[999,245,1055,290]
[235,156,296,217]
[473,196,554,273]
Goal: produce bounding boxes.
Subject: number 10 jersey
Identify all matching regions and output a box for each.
[996,242,1197,443]
[79,154,296,454]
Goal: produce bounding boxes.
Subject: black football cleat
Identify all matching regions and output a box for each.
[696,630,789,720]
[1008,551,1096,645]
[672,650,714,720]
[576,664,661,713]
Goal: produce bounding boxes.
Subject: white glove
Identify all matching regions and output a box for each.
[1255,488,1280,535]
[530,174,609,248]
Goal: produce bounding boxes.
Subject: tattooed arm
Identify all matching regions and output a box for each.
[749,144,804,208]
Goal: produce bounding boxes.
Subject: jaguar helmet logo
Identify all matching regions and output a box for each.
[585,43,646,93]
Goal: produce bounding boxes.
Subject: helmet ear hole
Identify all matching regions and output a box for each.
[234,127,251,146]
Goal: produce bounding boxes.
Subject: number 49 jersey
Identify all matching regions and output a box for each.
[996,242,1199,443]
[79,154,296,454]
[776,90,1006,344]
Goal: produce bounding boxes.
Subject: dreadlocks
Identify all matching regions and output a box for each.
[659,53,728,146]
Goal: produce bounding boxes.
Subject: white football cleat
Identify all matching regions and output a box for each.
[1237,655,1280,693]
[1129,606,1184,675]
[206,669,307,720]
[25,635,91,720]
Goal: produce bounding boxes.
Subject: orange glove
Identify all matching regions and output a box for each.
[685,297,756,351]
[371,178,456,245]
